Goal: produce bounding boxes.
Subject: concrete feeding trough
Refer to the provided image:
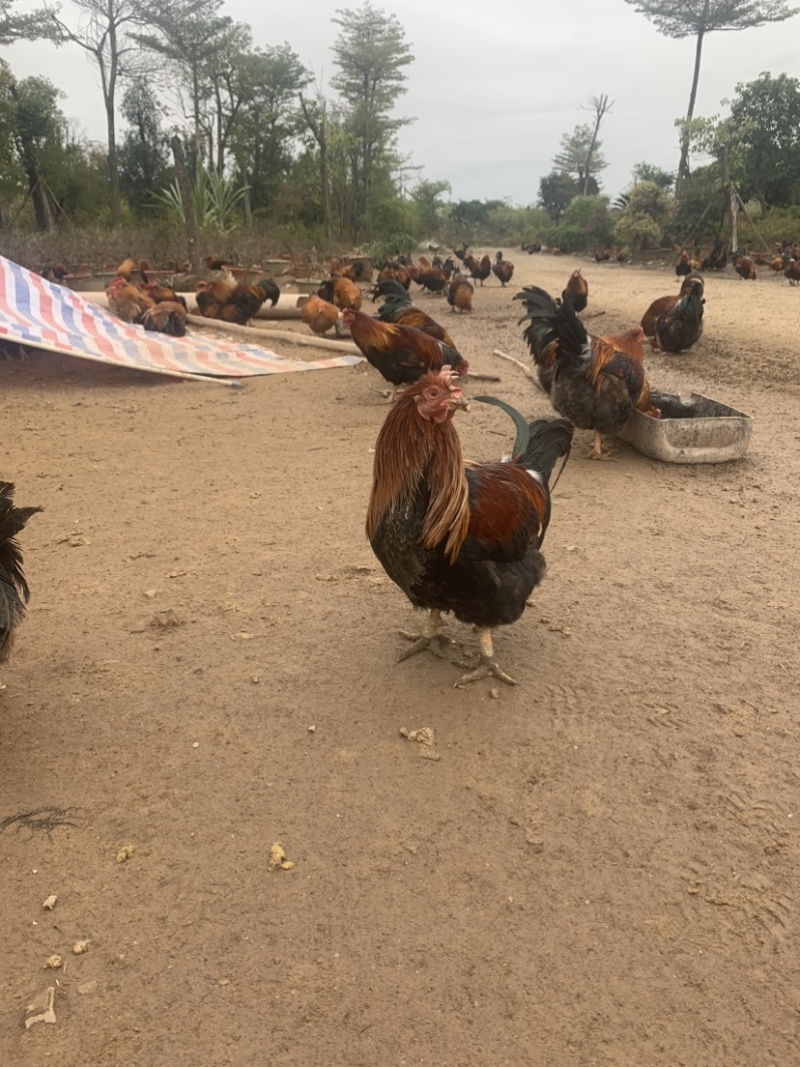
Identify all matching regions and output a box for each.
[617,391,753,464]
[293,279,324,295]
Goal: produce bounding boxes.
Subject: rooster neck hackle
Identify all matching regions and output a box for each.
[367,395,470,564]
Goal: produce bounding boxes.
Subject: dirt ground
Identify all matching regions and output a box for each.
[1,249,799,1067]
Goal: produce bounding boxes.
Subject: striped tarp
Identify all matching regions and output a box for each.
[0,255,362,381]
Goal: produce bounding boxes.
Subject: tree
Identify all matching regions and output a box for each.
[46,0,148,225]
[410,178,451,236]
[330,2,414,234]
[728,72,800,210]
[631,161,675,190]
[580,93,613,195]
[118,78,169,213]
[133,0,235,179]
[623,1,799,192]
[538,171,579,222]
[552,124,607,193]
[0,70,64,230]
[0,0,51,44]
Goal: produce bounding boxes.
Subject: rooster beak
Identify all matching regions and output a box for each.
[448,395,471,413]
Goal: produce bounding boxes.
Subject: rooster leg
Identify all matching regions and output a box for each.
[397,610,452,661]
[587,431,613,460]
[455,628,517,688]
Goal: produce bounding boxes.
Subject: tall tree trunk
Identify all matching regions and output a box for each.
[719,144,738,256]
[171,134,199,261]
[676,0,710,195]
[106,100,121,226]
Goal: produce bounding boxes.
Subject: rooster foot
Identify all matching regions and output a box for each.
[454,627,517,687]
[396,610,451,661]
[455,656,517,688]
[397,632,453,661]
[588,432,614,460]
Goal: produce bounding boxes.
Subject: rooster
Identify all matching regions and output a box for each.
[372,279,458,348]
[492,252,515,287]
[1,483,41,669]
[515,286,650,459]
[785,259,800,286]
[733,254,757,281]
[367,369,572,686]
[641,274,704,338]
[301,295,339,336]
[195,278,280,324]
[447,274,474,314]
[341,309,468,402]
[464,253,492,286]
[141,301,188,337]
[651,276,705,353]
[415,266,448,296]
[563,269,588,313]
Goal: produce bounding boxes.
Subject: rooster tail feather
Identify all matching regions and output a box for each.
[473,396,531,458]
[0,483,42,629]
[257,279,280,306]
[518,419,573,484]
[514,286,588,367]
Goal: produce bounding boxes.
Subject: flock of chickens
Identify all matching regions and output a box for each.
[0,235,789,689]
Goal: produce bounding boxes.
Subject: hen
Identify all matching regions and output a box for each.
[733,255,757,281]
[301,295,339,336]
[515,286,650,459]
[318,276,362,311]
[342,309,468,402]
[0,483,42,669]
[367,369,572,686]
[447,274,474,314]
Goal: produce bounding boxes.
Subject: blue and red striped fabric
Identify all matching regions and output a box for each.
[0,256,362,381]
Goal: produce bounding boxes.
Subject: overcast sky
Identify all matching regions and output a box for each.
[5,0,799,202]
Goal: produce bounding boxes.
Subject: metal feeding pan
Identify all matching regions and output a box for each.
[617,391,753,464]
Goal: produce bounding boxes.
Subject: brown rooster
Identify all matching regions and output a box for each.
[464,253,492,286]
[341,309,468,402]
[650,277,705,353]
[367,370,573,686]
[1,482,41,669]
[141,302,188,337]
[372,279,459,348]
[641,274,704,337]
[491,252,515,287]
[563,269,588,313]
[733,254,757,280]
[195,278,280,324]
[301,295,339,336]
[447,274,474,313]
[415,266,448,296]
[785,259,800,285]
[106,275,154,323]
[515,286,650,459]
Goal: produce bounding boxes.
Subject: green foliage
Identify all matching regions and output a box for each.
[369,231,416,263]
[728,72,800,209]
[410,179,451,237]
[612,212,662,250]
[625,181,674,225]
[631,161,674,190]
[151,168,248,231]
[538,171,579,223]
[623,0,798,39]
[0,0,52,45]
[552,124,607,191]
[543,195,613,249]
[118,78,170,215]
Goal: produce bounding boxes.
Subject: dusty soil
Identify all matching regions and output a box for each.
[1,251,799,1067]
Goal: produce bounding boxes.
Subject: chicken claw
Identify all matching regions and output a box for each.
[396,610,452,661]
[454,627,517,688]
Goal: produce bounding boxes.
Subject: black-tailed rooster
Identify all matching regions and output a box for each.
[515,286,652,458]
[1,483,41,670]
[367,369,572,686]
